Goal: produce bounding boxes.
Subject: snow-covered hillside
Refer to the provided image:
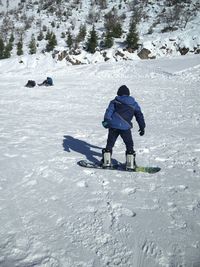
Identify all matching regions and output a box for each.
[0,54,200,266]
[0,0,200,63]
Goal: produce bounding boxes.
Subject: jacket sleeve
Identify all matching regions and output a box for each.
[104,100,115,122]
[134,104,146,130]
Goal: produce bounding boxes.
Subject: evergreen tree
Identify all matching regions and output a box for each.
[4,34,15,57]
[104,31,113,48]
[51,21,55,28]
[3,43,11,58]
[66,31,73,49]
[3,35,13,59]
[9,33,14,43]
[29,34,37,54]
[45,29,52,40]
[17,37,23,56]
[0,37,5,59]
[126,21,139,51]
[77,24,87,43]
[98,0,107,9]
[104,8,123,38]
[86,25,98,54]
[61,32,66,39]
[112,22,123,38]
[37,30,44,41]
[46,32,57,52]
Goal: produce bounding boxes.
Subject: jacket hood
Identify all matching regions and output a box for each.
[115,95,136,106]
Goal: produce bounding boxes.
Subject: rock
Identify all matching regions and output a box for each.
[195,48,200,54]
[102,52,110,61]
[179,47,189,55]
[137,48,155,59]
[57,50,67,61]
[115,50,125,58]
[65,55,82,65]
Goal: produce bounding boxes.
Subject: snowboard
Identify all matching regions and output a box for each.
[77,160,161,174]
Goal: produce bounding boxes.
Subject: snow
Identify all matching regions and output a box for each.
[1,0,200,62]
[0,54,200,267]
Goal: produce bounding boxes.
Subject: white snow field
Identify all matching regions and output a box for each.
[0,55,200,267]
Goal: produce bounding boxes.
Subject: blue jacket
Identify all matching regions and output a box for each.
[104,95,145,130]
[47,77,53,85]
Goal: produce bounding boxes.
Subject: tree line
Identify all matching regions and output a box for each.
[0,0,198,59]
[0,15,139,58]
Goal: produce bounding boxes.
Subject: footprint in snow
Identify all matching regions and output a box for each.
[22,179,37,187]
[168,185,188,194]
[4,153,18,158]
[82,205,97,213]
[83,169,94,175]
[76,180,88,188]
[142,240,164,263]
[110,203,136,218]
[121,207,136,217]
[121,187,137,195]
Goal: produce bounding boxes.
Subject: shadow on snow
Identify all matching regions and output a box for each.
[63,135,102,164]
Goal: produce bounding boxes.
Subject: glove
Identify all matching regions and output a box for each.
[138,128,145,136]
[102,120,109,128]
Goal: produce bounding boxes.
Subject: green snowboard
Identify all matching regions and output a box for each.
[77,160,161,174]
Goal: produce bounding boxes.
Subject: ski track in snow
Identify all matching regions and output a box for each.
[0,55,200,267]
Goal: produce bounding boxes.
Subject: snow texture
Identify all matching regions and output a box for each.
[0,54,200,267]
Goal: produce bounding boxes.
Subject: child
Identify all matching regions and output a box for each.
[102,85,146,170]
[38,77,53,86]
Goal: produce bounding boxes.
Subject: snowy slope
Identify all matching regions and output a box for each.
[0,55,200,267]
[0,0,199,62]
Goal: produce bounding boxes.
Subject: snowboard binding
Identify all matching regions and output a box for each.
[126,150,136,171]
[102,148,112,168]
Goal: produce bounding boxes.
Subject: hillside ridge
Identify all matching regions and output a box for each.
[0,0,199,64]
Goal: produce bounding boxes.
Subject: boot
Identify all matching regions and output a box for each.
[126,150,136,170]
[102,148,112,168]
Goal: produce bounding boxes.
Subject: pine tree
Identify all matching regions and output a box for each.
[51,32,57,48]
[104,8,123,38]
[86,25,98,54]
[29,34,37,54]
[9,33,14,43]
[77,24,87,43]
[45,29,52,40]
[3,35,13,59]
[66,31,73,49]
[126,21,139,51]
[112,22,123,38]
[46,32,57,52]
[98,0,107,9]
[61,32,66,39]
[17,37,23,56]
[37,30,44,41]
[104,31,113,48]
[3,43,11,58]
[0,37,5,59]
[51,21,55,28]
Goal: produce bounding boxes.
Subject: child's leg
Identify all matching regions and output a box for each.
[105,128,120,151]
[120,129,134,153]
[120,130,136,169]
[102,128,119,167]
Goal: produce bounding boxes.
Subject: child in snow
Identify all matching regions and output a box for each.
[102,85,146,170]
[38,77,53,86]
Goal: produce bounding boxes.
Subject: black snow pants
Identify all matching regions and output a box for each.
[105,128,134,153]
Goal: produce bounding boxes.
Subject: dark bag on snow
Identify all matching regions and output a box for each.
[25,80,36,87]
